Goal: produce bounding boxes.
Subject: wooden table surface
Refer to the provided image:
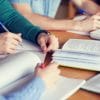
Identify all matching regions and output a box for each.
[46,31,100,100]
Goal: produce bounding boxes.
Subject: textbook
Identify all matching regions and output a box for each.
[53,39,100,71]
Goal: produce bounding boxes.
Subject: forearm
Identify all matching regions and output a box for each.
[0,0,44,43]
[19,11,76,31]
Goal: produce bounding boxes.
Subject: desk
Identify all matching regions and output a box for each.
[46,31,100,100]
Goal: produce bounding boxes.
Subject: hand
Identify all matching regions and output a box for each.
[35,62,60,88]
[0,32,22,54]
[74,14,100,32]
[37,33,59,53]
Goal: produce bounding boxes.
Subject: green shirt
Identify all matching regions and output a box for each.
[0,0,47,43]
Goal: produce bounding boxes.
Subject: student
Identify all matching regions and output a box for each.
[0,0,59,100]
[0,0,59,54]
[0,63,60,100]
[8,0,100,32]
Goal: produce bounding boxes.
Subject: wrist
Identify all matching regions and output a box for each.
[37,32,49,45]
[73,21,83,31]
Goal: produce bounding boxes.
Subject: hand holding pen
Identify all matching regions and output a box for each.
[0,22,22,54]
[37,33,59,53]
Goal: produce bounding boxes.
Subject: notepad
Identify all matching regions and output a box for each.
[40,76,85,100]
[53,39,100,71]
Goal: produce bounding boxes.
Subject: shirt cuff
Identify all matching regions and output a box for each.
[33,76,46,91]
[35,30,48,45]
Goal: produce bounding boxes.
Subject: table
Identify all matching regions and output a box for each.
[46,31,100,100]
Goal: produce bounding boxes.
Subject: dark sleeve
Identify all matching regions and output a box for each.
[0,77,45,100]
[0,0,47,43]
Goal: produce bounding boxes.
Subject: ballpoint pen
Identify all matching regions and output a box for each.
[0,22,9,32]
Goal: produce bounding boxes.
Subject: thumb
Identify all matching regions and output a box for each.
[39,38,47,53]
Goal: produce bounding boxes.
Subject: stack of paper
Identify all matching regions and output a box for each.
[53,39,100,71]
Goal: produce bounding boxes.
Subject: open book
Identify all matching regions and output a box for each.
[0,40,46,89]
[53,39,100,71]
[0,39,86,99]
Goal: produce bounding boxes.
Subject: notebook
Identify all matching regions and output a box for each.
[40,76,85,100]
[82,74,100,93]
[53,39,100,71]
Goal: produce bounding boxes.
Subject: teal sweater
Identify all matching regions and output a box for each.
[0,0,47,43]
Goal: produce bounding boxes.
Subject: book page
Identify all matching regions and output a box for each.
[0,52,41,89]
[62,39,100,55]
[40,76,85,100]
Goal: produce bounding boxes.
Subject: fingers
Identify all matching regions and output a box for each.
[1,32,22,54]
[38,33,59,53]
[39,37,47,53]
[11,33,22,42]
[47,35,59,52]
[92,15,100,29]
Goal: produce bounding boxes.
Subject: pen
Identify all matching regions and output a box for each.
[0,22,9,32]
[0,22,23,47]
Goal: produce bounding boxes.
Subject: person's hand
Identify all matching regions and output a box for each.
[0,32,22,54]
[35,62,60,88]
[74,14,100,32]
[37,33,59,53]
